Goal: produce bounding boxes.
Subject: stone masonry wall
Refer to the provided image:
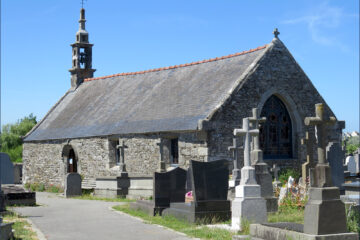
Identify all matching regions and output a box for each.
[23,132,207,187]
[206,39,339,169]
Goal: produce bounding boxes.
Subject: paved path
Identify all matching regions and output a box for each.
[13,192,193,240]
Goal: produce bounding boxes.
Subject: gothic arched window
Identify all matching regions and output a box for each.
[259,95,292,159]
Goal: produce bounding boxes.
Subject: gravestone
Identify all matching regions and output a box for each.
[301,132,316,185]
[270,164,282,189]
[0,153,14,184]
[303,103,347,235]
[13,164,22,184]
[346,156,356,175]
[249,108,278,212]
[354,149,360,174]
[249,104,358,240]
[326,142,345,192]
[130,167,187,216]
[65,173,82,198]
[162,159,231,223]
[231,117,267,231]
[228,137,242,187]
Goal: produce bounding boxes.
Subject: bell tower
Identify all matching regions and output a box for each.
[69,8,96,88]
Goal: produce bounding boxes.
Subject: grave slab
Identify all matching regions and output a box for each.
[2,184,36,206]
[94,174,130,198]
[0,222,14,240]
[130,167,187,216]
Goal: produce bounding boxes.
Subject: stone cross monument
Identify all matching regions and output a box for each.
[271,163,282,188]
[231,117,267,230]
[249,107,277,212]
[228,137,242,186]
[301,131,316,186]
[116,140,128,177]
[157,140,166,173]
[303,103,347,235]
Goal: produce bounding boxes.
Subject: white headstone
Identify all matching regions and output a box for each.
[231,118,267,231]
[287,176,294,188]
[346,156,356,174]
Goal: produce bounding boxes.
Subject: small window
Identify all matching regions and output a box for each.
[115,140,120,165]
[77,35,79,41]
[73,59,76,67]
[170,139,179,164]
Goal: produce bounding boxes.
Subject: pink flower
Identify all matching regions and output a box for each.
[186,191,193,197]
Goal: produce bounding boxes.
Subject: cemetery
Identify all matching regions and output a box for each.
[1,3,359,240]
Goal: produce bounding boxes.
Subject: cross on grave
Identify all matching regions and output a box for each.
[301,131,315,185]
[305,103,336,165]
[271,164,280,182]
[157,140,166,173]
[273,28,280,38]
[304,103,336,187]
[249,108,266,163]
[234,118,259,167]
[116,140,128,173]
[228,137,243,184]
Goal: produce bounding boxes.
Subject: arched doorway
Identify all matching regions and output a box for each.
[67,149,77,173]
[259,95,292,159]
[62,145,78,173]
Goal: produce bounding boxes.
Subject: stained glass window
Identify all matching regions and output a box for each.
[259,95,292,159]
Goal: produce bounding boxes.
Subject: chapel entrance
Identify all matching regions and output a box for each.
[62,145,78,173]
[67,149,77,173]
[259,95,293,159]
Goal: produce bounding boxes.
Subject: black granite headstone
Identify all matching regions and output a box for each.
[191,159,229,201]
[154,167,187,207]
[162,159,231,223]
[130,167,187,216]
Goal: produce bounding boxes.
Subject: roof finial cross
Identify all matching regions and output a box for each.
[81,0,87,9]
[273,28,280,38]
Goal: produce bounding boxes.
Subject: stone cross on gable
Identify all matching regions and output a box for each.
[228,137,243,184]
[305,103,336,165]
[116,140,128,173]
[273,28,280,38]
[157,140,166,173]
[234,117,259,167]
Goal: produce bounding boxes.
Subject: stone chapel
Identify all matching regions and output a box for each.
[22,8,342,195]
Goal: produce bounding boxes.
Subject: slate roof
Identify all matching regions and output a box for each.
[24,44,268,141]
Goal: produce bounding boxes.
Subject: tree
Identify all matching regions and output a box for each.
[0,114,37,162]
[345,136,360,155]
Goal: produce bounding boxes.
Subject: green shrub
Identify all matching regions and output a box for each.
[347,206,360,233]
[37,183,45,192]
[278,168,301,185]
[47,185,61,193]
[30,183,39,192]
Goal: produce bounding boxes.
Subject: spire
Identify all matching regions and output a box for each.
[79,8,86,31]
[69,7,95,88]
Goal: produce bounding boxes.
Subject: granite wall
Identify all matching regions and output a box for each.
[205,39,340,169]
[23,132,207,187]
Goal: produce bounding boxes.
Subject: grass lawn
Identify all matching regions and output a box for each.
[113,204,307,240]
[73,194,136,202]
[113,204,236,240]
[268,206,304,224]
[2,211,39,240]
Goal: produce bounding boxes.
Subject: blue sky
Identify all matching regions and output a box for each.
[1,0,359,132]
